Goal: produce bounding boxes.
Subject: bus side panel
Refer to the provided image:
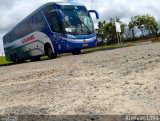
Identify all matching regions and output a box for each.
[41,10,61,54]
[40,26,63,54]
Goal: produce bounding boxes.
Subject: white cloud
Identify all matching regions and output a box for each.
[1,0,160,55]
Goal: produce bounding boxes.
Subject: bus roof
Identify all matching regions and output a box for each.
[3,2,85,38]
[38,2,84,10]
[53,2,84,6]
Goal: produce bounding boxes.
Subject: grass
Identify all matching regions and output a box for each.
[0,56,11,65]
[82,41,134,52]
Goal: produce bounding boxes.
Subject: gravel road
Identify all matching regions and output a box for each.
[0,42,160,115]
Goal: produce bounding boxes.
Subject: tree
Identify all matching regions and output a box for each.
[96,18,126,45]
[96,21,106,43]
[104,18,126,44]
[145,15,158,36]
[103,19,116,43]
[128,15,158,38]
[128,19,137,40]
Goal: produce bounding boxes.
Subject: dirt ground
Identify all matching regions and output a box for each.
[0,42,160,115]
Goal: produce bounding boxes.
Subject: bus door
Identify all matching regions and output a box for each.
[51,12,65,52]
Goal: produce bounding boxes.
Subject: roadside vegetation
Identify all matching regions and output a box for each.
[0,56,11,65]
[96,14,160,46]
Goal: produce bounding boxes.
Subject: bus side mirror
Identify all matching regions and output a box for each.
[50,9,63,20]
[88,10,99,19]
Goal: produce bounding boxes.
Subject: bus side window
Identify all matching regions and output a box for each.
[34,12,45,31]
[51,13,61,33]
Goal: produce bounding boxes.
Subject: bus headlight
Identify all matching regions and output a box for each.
[62,37,74,41]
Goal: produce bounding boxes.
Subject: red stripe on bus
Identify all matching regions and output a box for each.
[22,35,35,44]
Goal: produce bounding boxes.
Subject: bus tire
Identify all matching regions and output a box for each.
[72,49,81,55]
[13,54,19,64]
[10,54,13,62]
[46,46,57,59]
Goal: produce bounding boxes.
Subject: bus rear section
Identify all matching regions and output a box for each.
[3,11,51,63]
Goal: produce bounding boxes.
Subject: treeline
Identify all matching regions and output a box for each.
[96,14,159,45]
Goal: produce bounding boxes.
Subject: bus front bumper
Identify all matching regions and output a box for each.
[62,36,97,50]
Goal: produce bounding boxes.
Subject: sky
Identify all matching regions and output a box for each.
[1,0,160,55]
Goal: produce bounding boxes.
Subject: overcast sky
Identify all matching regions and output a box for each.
[1,0,160,55]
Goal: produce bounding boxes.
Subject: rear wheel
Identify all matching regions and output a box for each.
[10,54,13,62]
[46,46,57,59]
[72,49,81,55]
[13,54,20,64]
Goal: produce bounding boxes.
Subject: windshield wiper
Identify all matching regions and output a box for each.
[74,10,92,35]
[81,22,92,34]
[73,10,82,35]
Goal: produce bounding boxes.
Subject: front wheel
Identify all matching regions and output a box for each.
[46,46,57,59]
[71,49,81,55]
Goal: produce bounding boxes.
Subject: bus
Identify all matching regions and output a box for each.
[3,2,99,63]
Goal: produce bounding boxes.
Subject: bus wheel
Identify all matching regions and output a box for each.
[13,54,19,64]
[72,49,81,55]
[46,46,57,59]
[10,54,13,62]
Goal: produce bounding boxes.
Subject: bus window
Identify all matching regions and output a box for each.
[51,13,61,33]
[43,5,56,28]
[34,12,45,31]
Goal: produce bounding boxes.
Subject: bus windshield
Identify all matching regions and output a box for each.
[59,5,95,35]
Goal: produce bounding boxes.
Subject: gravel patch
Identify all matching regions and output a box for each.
[0,42,160,115]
